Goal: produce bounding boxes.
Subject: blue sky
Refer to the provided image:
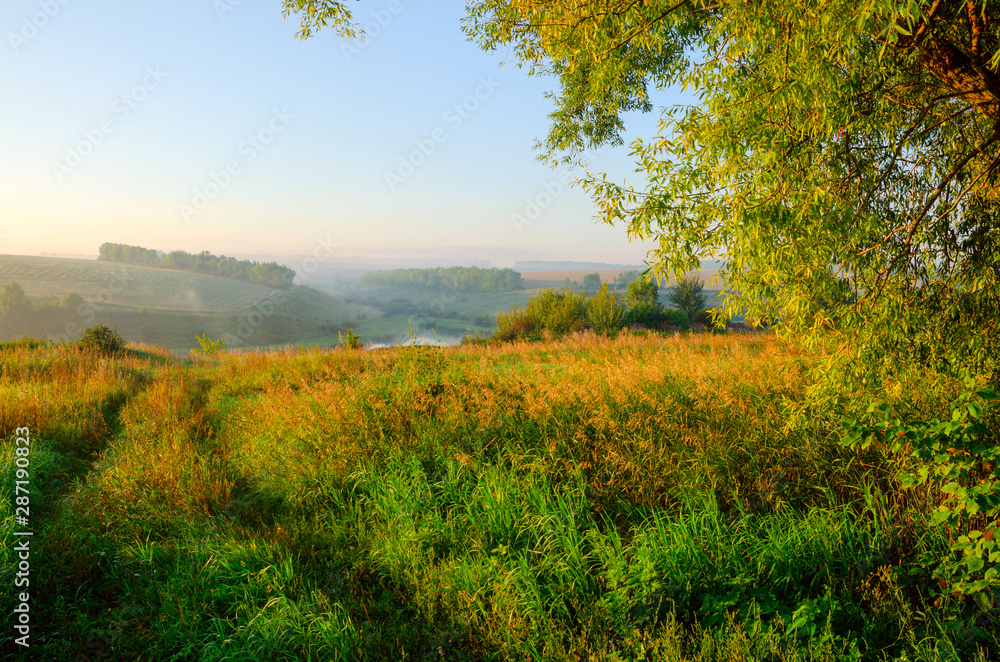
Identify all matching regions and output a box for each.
[1,1,684,268]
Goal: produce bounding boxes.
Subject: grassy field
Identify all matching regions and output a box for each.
[0,254,278,313]
[0,255,380,353]
[1,332,996,660]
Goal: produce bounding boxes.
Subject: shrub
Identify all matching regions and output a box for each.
[525,288,587,335]
[79,325,124,355]
[625,277,667,326]
[668,275,707,325]
[494,307,535,342]
[193,333,227,356]
[663,307,690,330]
[60,292,85,313]
[460,331,491,347]
[587,284,625,337]
[339,328,363,350]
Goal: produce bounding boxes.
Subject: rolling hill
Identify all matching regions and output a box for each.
[0,254,373,352]
[0,254,277,312]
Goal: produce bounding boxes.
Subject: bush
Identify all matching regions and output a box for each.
[339,328,363,350]
[587,284,625,337]
[79,325,124,355]
[668,275,707,325]
[525,288,587,335]
[663,307,690,330]
[625,302,667,327]
[193,333,227,356]
[625,277,667,326]
[494,307,535,342]
[460,331,492,347]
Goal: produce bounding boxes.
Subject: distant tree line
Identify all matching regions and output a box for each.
[359,266,522,293]
[97,243,296,288]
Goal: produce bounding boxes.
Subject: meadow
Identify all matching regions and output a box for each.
[1,331,996,660]
[0,255,376,354]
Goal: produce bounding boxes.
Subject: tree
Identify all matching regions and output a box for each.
[668,276,707,327]
[582,273,601,291]
[625,276,667,326]
[626,277,661,311]
[0,281,31,337]
[283,0,1000,380]
[587,283,625,336]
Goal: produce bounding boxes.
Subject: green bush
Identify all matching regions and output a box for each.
[193,333,227,356]
[587,284,625,337]
[663,307,690,330]
[843,382,1000,598]
[525,288,587,335]
[668,275,707,325]
[79,325,124,355]
[339,328,363,350]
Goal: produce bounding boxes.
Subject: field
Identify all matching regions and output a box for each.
[0,255,377,354]
[1,332,996,660]
[0,255,278,313]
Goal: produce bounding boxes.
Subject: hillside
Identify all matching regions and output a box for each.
[0,254,278,312]
[0,333,995,659]
[0,254,373,352]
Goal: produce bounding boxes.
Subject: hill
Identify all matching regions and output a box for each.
[0,254,373,352]
[0,254,278,312]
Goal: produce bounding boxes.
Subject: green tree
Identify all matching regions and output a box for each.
[668,276,707,327]
[0,281,31,337]
[587,283,625,336]
[625,276,666,326]
[60,292,85,314]
[625,277,660,310]
[582,273,601,291]
[525,287,587,335]
[284,0,1000,380]
[79,325,124,355]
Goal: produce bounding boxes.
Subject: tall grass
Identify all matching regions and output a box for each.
[1,331,995,660]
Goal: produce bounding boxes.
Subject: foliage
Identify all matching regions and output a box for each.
[582,272,601,290]
[339,328,362,350]
[586,283,625,336]
[60,293,84,313]
[78,324,124,355]
[98,242,296,288]
[0,281,31,336]
[494,306,536,342]
[625,276,667,326]
[843,383,1000,597]
[192,333,227,356]
[454,0,1000,382]
[625,276,660,310]
[525,287,588,335]
[663,307,690,330]
[668,275,708,327]
[359,266,523,293]
[614,269,643,292]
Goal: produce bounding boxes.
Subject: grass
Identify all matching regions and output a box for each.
[0,254,277,312]
[0,255,376,353]
[0,331,997,660]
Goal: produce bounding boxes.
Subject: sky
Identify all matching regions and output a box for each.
[1,1,686,269]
